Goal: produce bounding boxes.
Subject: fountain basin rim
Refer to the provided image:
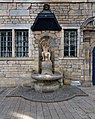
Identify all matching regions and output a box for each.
[31,72,63,81]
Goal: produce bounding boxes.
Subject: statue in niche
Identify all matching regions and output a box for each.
[41,40,51,61]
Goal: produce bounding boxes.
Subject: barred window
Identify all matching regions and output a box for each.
[0,30,12,57]
[15,30,28,57]
[64,30,77,57]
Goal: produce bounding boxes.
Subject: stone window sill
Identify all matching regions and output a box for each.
[0,57,34,61]
[59,57,85,60]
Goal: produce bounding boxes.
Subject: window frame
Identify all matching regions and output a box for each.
[64,29,77,57]
[15,29,29,57]
[0,24,31,59]
[0,29,12,57]
[60,27,80,59]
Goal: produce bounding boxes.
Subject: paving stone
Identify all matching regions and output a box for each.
[0,87,95,119]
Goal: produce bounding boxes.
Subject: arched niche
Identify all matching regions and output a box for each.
[39,36,55,73]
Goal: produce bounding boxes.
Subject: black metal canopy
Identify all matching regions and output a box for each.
[31,4,62,31]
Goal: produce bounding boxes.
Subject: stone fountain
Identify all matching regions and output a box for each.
[32,39,63,92]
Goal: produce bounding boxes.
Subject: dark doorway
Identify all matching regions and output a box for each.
[92,47,95,85]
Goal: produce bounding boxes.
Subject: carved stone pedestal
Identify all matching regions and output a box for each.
[41,61,52,74]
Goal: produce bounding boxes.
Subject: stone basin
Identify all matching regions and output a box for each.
[31,72,63,81]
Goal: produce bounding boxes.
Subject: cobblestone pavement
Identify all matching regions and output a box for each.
[0,86,95,119]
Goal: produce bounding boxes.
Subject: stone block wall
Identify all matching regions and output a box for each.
[59,58,84,80]
[0,59,35,87]
[0,2,93,25]
[0,1,94,86]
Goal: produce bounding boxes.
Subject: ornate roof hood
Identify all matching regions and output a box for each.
[31,4,62,31]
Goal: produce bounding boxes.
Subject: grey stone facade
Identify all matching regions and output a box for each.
[0,1,94,87]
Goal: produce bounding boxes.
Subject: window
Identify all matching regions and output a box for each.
[64,30,77,57]
[15,30,28,57]
[0,29,29,58]
[0,30,12,57]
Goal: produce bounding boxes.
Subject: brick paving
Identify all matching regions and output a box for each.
[0,87,95,119]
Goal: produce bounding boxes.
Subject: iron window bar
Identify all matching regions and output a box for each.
[15,30,28,57]
[0,30,12,57]
[64,30,77,57]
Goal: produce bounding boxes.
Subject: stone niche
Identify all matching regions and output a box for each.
[32,31,61,72]
[39,36,54,73]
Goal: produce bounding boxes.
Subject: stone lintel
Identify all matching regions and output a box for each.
[0,24,31,30]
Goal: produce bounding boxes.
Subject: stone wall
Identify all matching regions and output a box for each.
[0,2,94,86]
[0,2,94,25]
[0,59,35,87]
[59,58,85,84]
